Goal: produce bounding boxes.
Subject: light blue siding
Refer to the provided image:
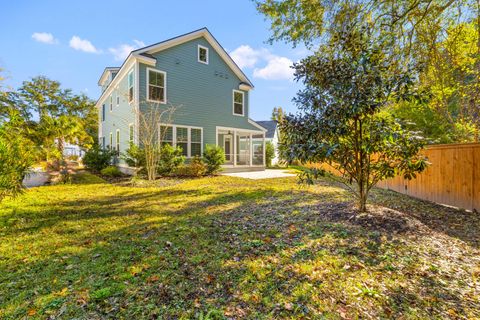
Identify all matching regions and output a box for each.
[138,37,260,147]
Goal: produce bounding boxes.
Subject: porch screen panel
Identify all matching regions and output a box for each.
[236,133,250,165]
[252,134,264,165]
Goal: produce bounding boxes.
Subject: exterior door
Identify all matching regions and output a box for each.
[224,136,232,163]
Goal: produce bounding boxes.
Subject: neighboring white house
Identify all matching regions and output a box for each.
[256,120,280,165]
[63,142,85,158]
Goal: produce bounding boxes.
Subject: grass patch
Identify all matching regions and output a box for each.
[0,172,478,319]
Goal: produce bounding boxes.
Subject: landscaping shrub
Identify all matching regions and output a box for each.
[266,141,275,167]
[175,156,207,177]
[100,166,122,177]
[122,143,146,175]
[202,144,225,175]
[82,145,115,172]
[158,144,185,176]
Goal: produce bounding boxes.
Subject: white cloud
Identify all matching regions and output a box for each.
[108,39,145,61]
[69,36,100,53]
[253,56,294,80]
[230,45,264,69]
[230,45,294,80]
[32,32,58,44]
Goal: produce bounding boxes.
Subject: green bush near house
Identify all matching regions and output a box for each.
[122,143,146,170]
[82,145,115,172]
[202,144,225,175]
[100,166,122,177]
[175,156,207,177]
[157,144,185,176]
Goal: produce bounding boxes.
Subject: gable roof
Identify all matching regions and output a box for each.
[96,28,253,106]
[133,27,253,88]
[256,121,278,138]
[98,67,120,86]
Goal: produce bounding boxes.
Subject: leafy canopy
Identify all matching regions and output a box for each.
[280,26,428,211]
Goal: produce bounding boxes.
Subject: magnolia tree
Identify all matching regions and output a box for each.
[279,27,429,211]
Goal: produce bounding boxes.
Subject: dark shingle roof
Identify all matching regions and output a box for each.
[256,120,277,139]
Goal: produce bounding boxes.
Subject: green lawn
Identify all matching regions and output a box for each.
[1,173,479,319]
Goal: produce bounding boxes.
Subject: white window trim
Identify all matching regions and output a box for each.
[128,69,134,104]
[232,90,245,116]
[109,95,113,112]
[158,124,203,158]
[197,44,209,64]
[146,67,167,104]
[128,123,134,144]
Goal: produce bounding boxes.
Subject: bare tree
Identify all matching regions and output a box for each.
[133,102,178,181]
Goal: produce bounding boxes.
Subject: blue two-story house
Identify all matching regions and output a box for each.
[96,28,266,173]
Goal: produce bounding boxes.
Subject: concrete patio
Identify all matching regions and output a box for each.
[222,169,296,180]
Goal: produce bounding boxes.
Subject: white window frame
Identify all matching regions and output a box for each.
[116,129,120,153]
[197,45,209,64]
[158,124,203,158]
[232,90,245,116]
[146,67,167,104]
[128,123,134,144]
[128,69,134,103]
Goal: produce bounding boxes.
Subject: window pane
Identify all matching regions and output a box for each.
[191,143,201,157]
[129,125,134,142]
[129,87,133,102]
[149,86,163,101]
[234,92,243,103]
[199,48,207,62]
[178,143,188,157]
[191,128,201,143]
[176,127,188,143]
[234,103,243,115]
[149,70,164,87]
[160,126,173,142]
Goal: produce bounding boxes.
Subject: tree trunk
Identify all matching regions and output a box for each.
[358,180,368,212]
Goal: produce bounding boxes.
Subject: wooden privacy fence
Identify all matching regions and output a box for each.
[376,143,480,212]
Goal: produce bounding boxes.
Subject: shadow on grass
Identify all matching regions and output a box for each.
[0,177,478,319]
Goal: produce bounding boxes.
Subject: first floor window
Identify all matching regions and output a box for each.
[160,125,173,146]
[116,129,120,153]
[117,96,120,106]
[147,68,166,103]
[109,132,113,149]
[233,90,244,116]
[159,125,202,157]
[176,127,188,157]
[129,124,134,143]
[101,136,105,149]
[190,128,202,157]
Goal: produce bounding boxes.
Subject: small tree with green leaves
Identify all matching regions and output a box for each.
[280,26,428,212]
[0,110,35,202]
[265,141,275,167]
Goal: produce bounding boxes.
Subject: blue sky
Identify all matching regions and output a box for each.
[0,0,306,120]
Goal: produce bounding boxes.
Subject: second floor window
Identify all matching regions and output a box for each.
[102,104,106,122]
[128,70,134,103]
[198,45,208,64]
[233,90,244,116]
[147,68,166,103]
[110,95,113,111]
